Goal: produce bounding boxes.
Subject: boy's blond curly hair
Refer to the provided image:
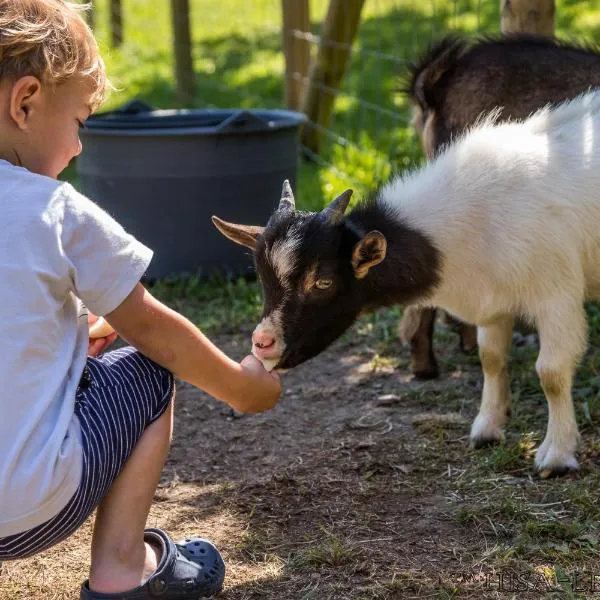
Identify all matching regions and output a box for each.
[0,0,108,111]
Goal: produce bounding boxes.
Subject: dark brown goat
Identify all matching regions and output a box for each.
[400,33,600,379]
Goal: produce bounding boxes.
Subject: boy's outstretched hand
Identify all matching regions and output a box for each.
[233,355,282,413]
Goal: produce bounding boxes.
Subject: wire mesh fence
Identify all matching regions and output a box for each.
[287,0,496,190]
[86,1,594,201]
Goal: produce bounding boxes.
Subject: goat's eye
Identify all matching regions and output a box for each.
[315,278,333,290]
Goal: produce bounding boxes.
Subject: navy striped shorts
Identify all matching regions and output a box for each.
[0,347,174,561]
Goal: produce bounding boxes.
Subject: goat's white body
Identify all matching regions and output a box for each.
[382,92,600,324]
[380,91,600,475]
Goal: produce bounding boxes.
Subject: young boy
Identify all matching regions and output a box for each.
[0,1,282,598]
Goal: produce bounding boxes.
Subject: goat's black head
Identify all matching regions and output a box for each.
[212,180,387,370]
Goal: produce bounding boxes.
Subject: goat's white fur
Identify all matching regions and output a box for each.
[254,237,300,369]
[270,235,300,285]
[380,91,600,475]
[252,311,286,372]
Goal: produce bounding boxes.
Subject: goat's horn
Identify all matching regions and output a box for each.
[322,189,353,224]
[278,179,296,211]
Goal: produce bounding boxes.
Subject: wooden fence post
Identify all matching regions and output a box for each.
[500,0,555,36]
[110,0,123,47]
[171,0,196,106]
[282,0,311,111]
[301,0,366,154]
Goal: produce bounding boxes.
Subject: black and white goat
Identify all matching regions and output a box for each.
[401,33,600,379]
[214,90,600,477]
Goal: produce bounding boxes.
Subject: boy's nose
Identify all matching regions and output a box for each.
[75,137,83,157]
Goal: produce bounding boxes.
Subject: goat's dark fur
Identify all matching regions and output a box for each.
[405,34,600,156]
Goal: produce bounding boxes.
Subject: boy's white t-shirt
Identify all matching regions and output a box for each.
[0,160,153,537]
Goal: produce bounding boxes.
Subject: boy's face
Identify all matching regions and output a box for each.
[27,77,94,179]
[0,75,94,179]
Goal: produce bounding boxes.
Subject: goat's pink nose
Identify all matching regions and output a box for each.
[252,331,276,351]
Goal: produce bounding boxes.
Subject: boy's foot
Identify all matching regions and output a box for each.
[80,528,225,599]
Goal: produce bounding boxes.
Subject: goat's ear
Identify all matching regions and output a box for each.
[212,216,264,251]
[351,230,387,279]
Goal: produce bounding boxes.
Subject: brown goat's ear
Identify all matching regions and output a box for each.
[212,216,264,251]
[352,230,387,279]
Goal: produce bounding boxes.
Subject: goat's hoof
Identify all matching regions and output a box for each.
[412,362,439,380]
[470,416,505,448]
[413,368,439,380]
[534,447,579,479]
[537,465,578,479]
[470,434,503,449]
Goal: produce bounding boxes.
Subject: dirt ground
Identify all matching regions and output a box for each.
[2,314,600,600]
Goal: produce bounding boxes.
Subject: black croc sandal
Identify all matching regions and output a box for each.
[80,528,225,599]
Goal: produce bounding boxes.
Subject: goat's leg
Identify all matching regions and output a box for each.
[442,312,478,352]
[470,317,513,447]
[398,306,439,379]
[533,301,585,478]
[458,323,478,352]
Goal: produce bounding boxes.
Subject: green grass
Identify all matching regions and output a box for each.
[149,273,262,332]
[293,528,354,568]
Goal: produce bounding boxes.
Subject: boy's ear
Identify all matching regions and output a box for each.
[9,76,42,131]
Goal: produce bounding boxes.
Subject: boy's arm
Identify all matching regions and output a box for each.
[105,283,281,413]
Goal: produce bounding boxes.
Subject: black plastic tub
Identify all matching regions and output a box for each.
[77,101,306,279]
